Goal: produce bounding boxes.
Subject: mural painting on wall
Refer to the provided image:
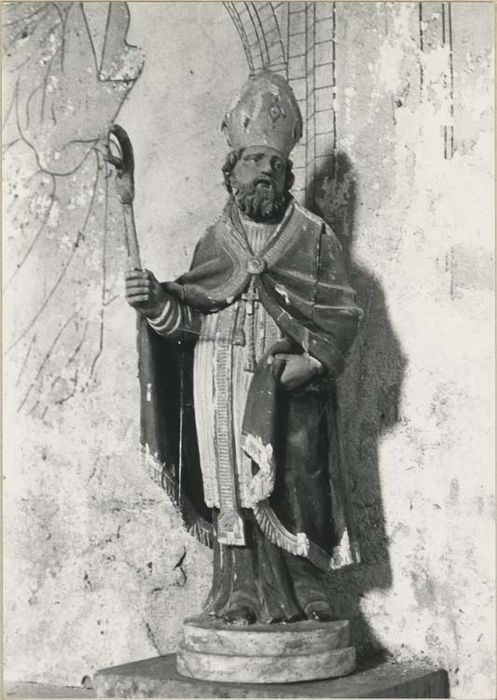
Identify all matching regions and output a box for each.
[4,1,144,416]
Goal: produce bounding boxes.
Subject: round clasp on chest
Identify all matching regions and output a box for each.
[247,256,266,275]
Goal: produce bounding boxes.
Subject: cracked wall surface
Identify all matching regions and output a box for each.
[3,3,495,698]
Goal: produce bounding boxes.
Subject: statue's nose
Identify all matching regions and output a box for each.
[260,161,272,176]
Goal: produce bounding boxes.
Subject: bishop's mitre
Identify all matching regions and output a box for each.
[222,71,303,158]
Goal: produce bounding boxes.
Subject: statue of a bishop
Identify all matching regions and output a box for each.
[125,71,362,626]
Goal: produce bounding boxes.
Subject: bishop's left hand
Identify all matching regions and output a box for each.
[270,353,323,390]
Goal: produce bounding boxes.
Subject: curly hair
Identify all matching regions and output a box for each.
[222,149,295,194]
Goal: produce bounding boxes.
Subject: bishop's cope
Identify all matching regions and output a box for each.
[125,71,363,626]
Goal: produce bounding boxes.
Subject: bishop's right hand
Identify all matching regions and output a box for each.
[125,269,167,318]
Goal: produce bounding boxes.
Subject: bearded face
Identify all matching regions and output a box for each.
[231,175,288,222]
[225,146,293,223]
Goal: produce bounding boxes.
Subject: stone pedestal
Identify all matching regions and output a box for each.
[176,615,355,683]
[93,656,450,697]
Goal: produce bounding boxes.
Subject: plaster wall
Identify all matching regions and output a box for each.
[3,3,494,698]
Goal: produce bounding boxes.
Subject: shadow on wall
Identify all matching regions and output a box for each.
[308,153,408,660]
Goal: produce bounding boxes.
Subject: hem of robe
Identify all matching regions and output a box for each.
[253,500,361,571]
[143,444,214,548]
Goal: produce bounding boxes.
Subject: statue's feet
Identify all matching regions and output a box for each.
[304,601,335,622]
[267,612,305,624]
[222,606,257,626]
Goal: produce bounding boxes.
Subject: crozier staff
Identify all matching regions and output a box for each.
[125,71,362,625]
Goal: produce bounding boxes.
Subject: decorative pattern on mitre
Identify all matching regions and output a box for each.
[222,71,303,157]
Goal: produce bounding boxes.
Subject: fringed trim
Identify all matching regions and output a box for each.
[143,445,177,499]
[252,501,330,571]
[253,500,361,571]
[180,494,214,549]
[141,444,360,564]
[141,444,214,549]
[330,538,361,569]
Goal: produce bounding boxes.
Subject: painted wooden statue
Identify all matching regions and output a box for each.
[125,71,362,628]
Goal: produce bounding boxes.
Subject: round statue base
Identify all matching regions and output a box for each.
[176,615,356,684]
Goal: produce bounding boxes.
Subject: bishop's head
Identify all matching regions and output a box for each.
[221,71,303,223]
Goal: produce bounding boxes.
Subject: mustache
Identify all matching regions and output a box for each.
[232,176,277,196]
[254,175,273,186]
